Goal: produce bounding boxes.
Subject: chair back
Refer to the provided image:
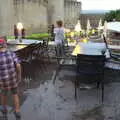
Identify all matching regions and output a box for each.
[35,42,42,52]
[103,34,111,57]
[77,54,106,75]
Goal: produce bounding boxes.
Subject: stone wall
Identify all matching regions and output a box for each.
[64,0,81,29]
[0,0,48,36]
[48,0,64,25]
[80,13,105,29]
[0,0,13,36]
[0,0,81,36]
[48,0,81,29]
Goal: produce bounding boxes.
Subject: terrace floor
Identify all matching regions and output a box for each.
[0,44,120,120]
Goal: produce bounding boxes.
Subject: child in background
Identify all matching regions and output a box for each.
[0,38,21,119]
[54,20,65,58]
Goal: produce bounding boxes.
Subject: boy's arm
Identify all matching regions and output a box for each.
[16,63,22,82]
[12,52,21,82]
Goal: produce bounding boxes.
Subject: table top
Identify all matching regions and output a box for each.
[7,45,27,52]
[7,39,41,45]
[72,42,110,58]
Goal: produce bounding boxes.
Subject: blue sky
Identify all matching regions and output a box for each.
[77,0,120,10]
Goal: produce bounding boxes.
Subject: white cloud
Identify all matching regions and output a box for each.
[77,0,120,10]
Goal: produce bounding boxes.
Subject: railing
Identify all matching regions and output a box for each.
[107,39,120,46]
[106,39,120,52]
[105,39,120,63]
[91,35,120,64]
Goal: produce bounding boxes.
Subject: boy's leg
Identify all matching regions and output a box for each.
[56,44,60,57]
[12,88,20,113]
[55,45,61,64]
[1,90,8,113]
[1,95,7,108]
[60,44,64,57]
[13,94,20,112]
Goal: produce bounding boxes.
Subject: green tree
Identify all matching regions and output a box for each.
[104,9,120,22]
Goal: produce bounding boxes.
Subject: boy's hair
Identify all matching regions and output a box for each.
[56,20,63,27]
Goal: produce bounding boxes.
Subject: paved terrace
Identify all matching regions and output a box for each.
[0,40,120,120]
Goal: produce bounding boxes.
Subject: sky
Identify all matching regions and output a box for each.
[77,0,120,10]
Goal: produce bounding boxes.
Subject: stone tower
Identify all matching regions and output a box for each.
[48,0,81,28]
[64,0,81,29]
[48,0,64,25]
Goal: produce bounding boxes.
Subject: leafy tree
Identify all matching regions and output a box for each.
[104,9,120,22]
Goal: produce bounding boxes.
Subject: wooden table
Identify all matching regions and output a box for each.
[72,42,110,58]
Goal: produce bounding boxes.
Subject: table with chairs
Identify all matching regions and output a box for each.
[53,41,109,103]
[72,42,110,102]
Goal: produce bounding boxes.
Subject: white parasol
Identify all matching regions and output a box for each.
[98,18,102,29]
[103,21,107,37]
[87,19,91,31]
[75,20,82,32]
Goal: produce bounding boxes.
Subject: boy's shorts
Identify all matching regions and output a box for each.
[1,87,18,95]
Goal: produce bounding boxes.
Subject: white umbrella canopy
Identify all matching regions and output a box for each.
[103,21,107,37]
[98,19,102,29]
[97,19,102,35]
[86,19,91,36]
[75,20,82,32]
[107,22,120,33]
[87,19,91,30]
[100,21,120,33]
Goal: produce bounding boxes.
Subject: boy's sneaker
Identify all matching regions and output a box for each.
[0,106,8,115]
[1,109,8,115]
[14,111,21,119]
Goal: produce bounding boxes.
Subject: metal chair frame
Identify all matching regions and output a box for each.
[75,54,106,103]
